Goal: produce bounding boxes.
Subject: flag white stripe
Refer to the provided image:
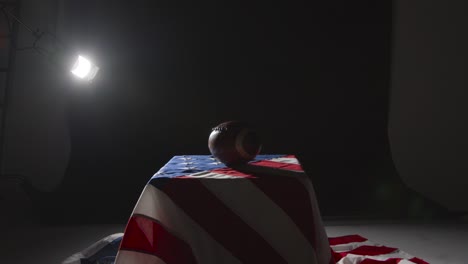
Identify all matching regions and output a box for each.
[336,251,417,264]
[187,170,240,179]
[128,184,243,264]
[269,157,300,164]
[202,178,318,264]
[398,260,420,264]
[116,250,168,264]
[330,240,377,252]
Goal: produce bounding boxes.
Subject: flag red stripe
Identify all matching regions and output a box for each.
[331,248,343,263]
[120,214,197,264]
[329,234,368,245]
[409,257,430,264]
[251,160,304,171]
[330,255,337,264]
[251,177,318,250]
[152,178,288,264]
[348,245,398,256]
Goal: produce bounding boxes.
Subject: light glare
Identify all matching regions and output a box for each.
[71,55,99,81]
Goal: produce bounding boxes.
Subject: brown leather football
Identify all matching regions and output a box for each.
[208,120,262,166]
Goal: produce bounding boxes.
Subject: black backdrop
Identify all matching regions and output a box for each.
[29,1,445,225]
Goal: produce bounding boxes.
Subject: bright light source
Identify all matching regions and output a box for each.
[70,55,99,81]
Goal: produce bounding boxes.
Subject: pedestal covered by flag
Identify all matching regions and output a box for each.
[115,154,334,264]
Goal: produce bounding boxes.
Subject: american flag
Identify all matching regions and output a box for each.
[109,154,429,264]
[114,154,334,264]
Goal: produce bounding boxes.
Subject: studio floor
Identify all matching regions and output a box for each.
[1,219,467,264]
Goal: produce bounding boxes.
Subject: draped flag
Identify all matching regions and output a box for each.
[62,155,430,264]
[114,154,334,264]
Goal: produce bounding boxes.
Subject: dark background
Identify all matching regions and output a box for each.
[2,0,461,226]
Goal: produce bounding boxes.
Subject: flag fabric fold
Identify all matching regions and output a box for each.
[329,234,429,264]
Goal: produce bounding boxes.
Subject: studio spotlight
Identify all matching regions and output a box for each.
[71,55,100,81]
